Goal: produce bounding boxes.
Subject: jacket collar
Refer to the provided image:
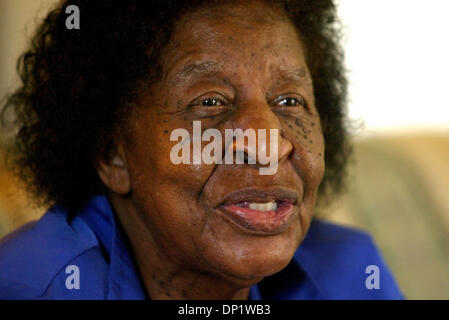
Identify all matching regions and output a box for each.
[78,195,146,299]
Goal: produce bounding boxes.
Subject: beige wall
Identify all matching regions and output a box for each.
[0,0,58,99]
[0,0,58,246]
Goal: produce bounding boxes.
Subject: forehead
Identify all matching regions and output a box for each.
[161,1,309,83]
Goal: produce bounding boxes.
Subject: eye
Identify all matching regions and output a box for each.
[201,97,225,107]
[276,96,306,107]
[189,93,228,108]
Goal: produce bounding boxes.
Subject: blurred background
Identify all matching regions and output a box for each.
[0,0,448,299]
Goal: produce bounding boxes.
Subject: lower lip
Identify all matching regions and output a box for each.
[219,201,296,235]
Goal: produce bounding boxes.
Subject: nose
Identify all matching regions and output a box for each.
[224,97,293,170]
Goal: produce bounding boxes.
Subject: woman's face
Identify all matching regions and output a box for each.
[123,1,325,286]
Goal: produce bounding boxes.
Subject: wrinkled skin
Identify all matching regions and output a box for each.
[97,0,325,299]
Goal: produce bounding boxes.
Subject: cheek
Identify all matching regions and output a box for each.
[281,116,325,191]
[125,129,210,261]
[126,112,217,233]
[132,110,214,191]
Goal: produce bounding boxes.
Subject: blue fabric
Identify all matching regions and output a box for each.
[0,195,403,300]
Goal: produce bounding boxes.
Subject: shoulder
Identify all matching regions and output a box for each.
[294,219,404,299]
[0,206,108,299]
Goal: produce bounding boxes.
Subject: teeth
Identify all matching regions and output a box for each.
[249,201,277,212]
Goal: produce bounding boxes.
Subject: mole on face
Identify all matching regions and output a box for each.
[295,119,306,132]
[281,116,322,155]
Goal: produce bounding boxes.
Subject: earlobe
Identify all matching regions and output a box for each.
[95,150,131,196]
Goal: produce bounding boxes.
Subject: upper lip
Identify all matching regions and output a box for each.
[217,187,300,208]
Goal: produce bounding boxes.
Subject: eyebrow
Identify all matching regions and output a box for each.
[169,61,226,86]
[276,67,309,82]
[168,61,311,88]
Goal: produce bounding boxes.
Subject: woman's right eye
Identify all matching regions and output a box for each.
[188,93,228,108]
[186,93,231,118]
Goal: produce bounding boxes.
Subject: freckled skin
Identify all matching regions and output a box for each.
[106,1,325,300]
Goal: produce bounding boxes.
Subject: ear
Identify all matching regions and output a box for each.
[95,142,131,195]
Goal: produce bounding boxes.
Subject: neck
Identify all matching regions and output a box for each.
[140,257,251,300]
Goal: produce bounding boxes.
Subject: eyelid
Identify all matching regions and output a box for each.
[188,92,228,107]
[271,94,307,107]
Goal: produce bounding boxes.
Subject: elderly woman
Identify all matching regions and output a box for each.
[0,0,402,299]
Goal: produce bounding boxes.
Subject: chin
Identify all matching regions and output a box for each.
[218,251,296,289]
[204,231,301,287]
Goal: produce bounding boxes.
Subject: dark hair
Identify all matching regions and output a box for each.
[1,0,351,212]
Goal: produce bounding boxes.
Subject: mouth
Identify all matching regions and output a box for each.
[216,188,299,235]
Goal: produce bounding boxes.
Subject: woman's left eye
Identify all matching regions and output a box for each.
[276,97,305,107]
